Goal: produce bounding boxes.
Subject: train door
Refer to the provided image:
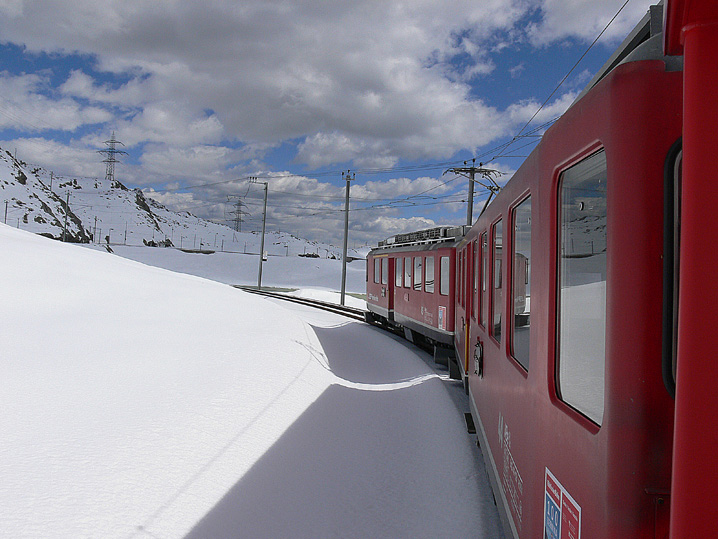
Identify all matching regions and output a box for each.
[454,245,467,379]
[463,241,474,379]
[367,254,393,320]
[384,256,394,317]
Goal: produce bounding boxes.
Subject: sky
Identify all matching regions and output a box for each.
[0,0,654,246]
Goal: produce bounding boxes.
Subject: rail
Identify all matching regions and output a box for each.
[233,286,367,322]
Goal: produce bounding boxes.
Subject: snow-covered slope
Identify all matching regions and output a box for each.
[0,149,89,242]
[0,222,500,538]
[82,243,367,294]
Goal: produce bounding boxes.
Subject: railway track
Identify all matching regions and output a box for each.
[234,286,367,322]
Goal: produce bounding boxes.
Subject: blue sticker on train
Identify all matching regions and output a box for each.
[545,492,560,539]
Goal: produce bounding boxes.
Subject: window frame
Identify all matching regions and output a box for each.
[413,256,423,291]
[490,218,504,344]
[425,255,435,293]
[510,194,532,372]
[440,256,450,296]
[404,256,412,288]
[555,149,608,428]
[480,231,488,328]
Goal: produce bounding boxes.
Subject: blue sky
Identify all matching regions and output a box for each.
[0,0,654,245]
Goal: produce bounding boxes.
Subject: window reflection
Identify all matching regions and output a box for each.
[492,220,503,342]
[425,256,435,293]
[413,257,423,290]
[440,256,450,296]
[512,197,531,370]
[558,150,607,425]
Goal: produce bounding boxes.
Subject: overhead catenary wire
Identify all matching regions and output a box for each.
[485,0,633,164]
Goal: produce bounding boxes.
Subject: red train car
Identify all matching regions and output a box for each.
[458,5,682,537]
[663,0,718,536]
[366,226,465,361]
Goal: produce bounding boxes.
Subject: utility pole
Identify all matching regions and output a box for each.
[340,170,354,306]
[249,177,269,290]
[4,201,7,224]
[50,171,54,192]
[94,216,98,243]
[62,192,69,242]
[447,159,502,225]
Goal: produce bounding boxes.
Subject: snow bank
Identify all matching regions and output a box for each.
[288,287,367,309]
[83,243,368,294]
[0,224,500,538]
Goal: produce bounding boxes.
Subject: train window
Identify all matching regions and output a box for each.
[459,249,466,310]
[492,220,503,342]
[481,231,487,327]
[511,196,531,371]
[381,257,388,285]
[557,150,607,426]
[425,256,435,293]
[440,256,450,295]
[457,253,463,306]
[404,256,411,288]
[468,242,475,320]
[414,257,423,291]
[396,257,403,287]
[473,240,478,321]
[374,257,381,284]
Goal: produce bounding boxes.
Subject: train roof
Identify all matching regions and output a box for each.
[571,1,681,107]
[370,225,468,253]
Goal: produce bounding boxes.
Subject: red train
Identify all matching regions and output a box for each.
[366,226,466,371]
[366,1,718,536]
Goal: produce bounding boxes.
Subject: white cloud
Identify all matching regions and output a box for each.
[0,137,106,178]
[0,72,112,132]
[527,0,655,46]
[506,91,577,131]
[0,0,534,168]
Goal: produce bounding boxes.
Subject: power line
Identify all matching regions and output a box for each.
[487,0,632,163]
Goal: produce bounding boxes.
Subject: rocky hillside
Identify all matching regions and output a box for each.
[0,148,362,258]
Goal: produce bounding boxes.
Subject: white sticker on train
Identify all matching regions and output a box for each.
[438,306,446,330]
[544,468,581,539]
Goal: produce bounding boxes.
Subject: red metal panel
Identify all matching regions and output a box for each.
[664,0,718,55]
[669,8,718,536]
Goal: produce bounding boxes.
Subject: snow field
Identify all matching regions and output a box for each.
[0,223,500,538]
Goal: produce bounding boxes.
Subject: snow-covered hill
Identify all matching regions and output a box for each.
[0,222,500,538]
[0,149,90,242]
[0,147,366,260]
